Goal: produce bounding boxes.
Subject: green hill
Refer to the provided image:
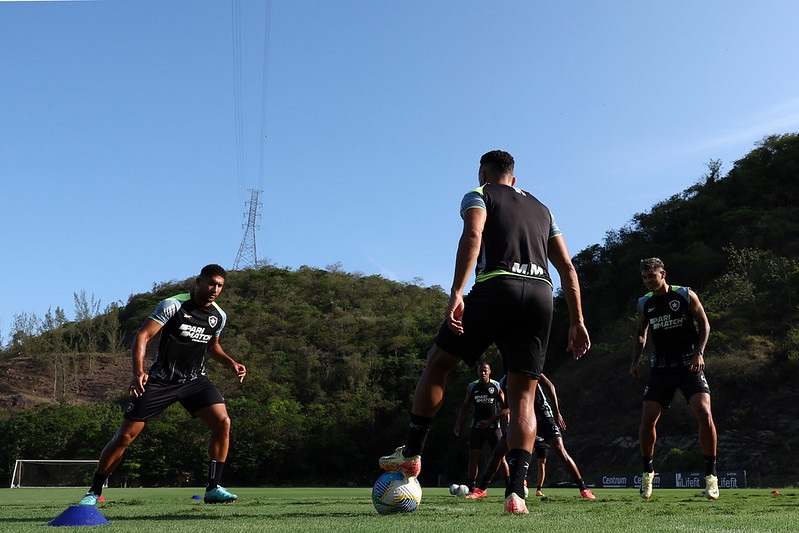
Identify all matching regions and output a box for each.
[546,133,799,487]
[2,133,798,488]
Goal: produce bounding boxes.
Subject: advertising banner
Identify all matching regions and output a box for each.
[595,471,746,489]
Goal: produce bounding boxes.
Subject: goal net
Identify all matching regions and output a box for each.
[10,460,103,488]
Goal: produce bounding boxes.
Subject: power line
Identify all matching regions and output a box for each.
[257,0,272,190]
[230,0,272,269]
[230,0,246,209]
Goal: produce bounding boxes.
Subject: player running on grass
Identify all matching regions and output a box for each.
[78,264,246,506]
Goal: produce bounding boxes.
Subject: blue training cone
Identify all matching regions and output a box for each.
[48,505,110,527]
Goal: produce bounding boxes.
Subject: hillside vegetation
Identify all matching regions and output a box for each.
[547,133,799,486]
[1,133,798,488]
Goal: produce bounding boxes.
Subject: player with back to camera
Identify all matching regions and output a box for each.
[378,149,590,514]
[630,257,719,500]
[78,264,247,506]
[453,362,509,493]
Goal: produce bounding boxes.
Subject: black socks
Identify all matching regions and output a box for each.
[207,460,225,491]
[404,414,432,457]
[89,471,108,496]
[704,455,717,477]
[505,449,532,498]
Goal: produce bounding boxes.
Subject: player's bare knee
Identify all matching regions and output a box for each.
[640,412,659,426]
[113,429,139,447]
[695,409,714,427]
[213,415,231,435]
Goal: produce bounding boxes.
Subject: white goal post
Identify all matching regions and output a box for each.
[10,460,105,488]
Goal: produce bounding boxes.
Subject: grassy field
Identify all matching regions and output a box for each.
[0,486,797,532]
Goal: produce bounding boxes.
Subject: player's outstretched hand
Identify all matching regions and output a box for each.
[129,371,148,397]
[689,353,705,373]
[566,322,590,360]
[233,363,247,383]
[556,412,567,431]
[446,292,465,335]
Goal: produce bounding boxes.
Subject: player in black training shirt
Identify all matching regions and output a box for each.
[453,362,508,492]
[630,257,718,501]
[468,373,595,500]
[79,265,247,506]
[380,150,590,514]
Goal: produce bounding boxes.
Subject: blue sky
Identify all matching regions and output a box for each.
[2,0,799,343]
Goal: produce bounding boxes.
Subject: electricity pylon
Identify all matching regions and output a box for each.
[233,189,262,270]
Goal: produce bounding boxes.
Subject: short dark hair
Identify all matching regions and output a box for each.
[639,257,665,272]
[200,264,227,279]
[479,150,515,177]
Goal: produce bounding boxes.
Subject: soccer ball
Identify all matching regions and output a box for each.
[455,484,470,497]
[449,483,459,495]
[372,471,422,514]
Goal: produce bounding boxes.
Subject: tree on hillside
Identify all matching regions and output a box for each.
[563,133,799,337]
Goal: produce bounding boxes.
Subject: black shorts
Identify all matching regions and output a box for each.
[534,436,549,459]
[435,276,553,378]
[124,376,225,421]
[469,425,503,451]
[643,369,711,409]
[536,416,562,442]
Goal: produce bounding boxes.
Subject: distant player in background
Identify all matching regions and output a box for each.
[379,149,590,514]
[467,435,546,498]
[453,362,508,492]
[533,373,595,499]
[630,257,718,500]
[467,373,595,500]
[531,437,549,497]
[78,264,247,506]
